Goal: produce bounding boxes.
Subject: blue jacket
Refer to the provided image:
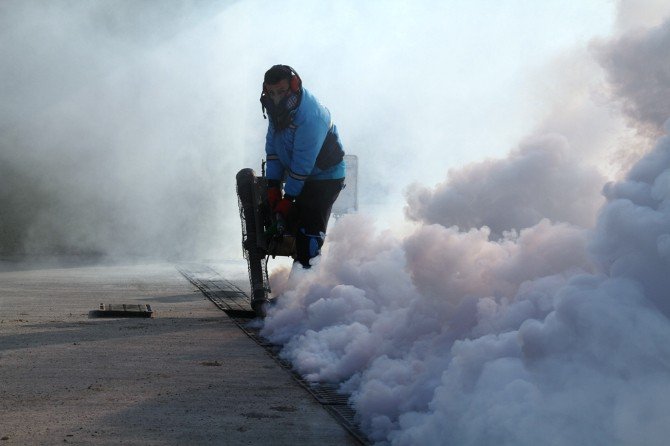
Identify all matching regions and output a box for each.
[265,88,345,197]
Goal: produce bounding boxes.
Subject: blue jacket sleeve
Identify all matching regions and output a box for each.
[264,122,282,182]
[284,111,330,196]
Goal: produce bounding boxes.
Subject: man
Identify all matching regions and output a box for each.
[260,64,345,269]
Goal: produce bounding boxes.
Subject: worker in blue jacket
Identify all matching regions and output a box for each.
[260,64,346,269]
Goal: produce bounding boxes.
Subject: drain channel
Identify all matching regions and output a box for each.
[177,264,370,446]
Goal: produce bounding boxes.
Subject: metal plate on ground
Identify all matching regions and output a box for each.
[90,303,153,318]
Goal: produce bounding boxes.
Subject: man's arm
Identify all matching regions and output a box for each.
[265,123,282,183]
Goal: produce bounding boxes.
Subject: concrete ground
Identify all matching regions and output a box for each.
[0,260,359,445]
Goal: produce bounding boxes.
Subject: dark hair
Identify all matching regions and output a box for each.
[264,65,293,85]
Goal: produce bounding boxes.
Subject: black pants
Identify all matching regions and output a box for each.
[290,178,344,268]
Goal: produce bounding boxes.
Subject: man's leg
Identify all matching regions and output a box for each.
[295,179,344,268]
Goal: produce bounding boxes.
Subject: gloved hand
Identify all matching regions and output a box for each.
[274,196,294,219]
[267,187,282,210]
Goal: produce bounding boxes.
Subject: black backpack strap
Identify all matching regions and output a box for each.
[315,124,345,170]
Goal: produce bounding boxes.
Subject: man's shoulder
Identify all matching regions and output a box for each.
[295,88,329,126]
[298,88,321,112]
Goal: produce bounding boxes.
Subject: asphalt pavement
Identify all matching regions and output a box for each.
[0,260,359,445]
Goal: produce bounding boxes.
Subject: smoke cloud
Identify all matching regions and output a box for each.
[263,132,670,446]
[591,128,670,314]
[405,134,606,236]
[596,19,670,134]
[614,0,670,33]
[260,12,670,446]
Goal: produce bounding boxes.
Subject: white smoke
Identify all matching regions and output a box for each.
[596,19,670,135]
[591,128,670,314]
[260,14,670,446]
[614,0,670,33]
[405,134,606,236]
[262,132,670,446]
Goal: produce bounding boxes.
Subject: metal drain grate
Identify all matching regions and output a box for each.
[177,264,254,316]
[305,382,351,405]
[177,264,370,446]
[90,303,153,318]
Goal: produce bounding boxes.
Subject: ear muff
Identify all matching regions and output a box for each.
[289,73,300,92]
[285,65,302,93]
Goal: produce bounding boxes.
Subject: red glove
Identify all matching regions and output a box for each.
[267,187,282,210]
[274,197,294,219]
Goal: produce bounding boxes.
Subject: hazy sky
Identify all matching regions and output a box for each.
[0,0,656,258]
